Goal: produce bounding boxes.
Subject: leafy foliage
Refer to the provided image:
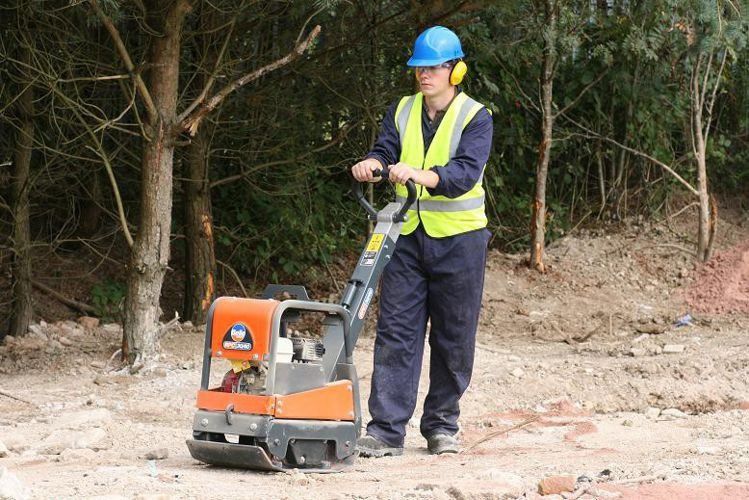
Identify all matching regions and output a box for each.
[0,0,747,312]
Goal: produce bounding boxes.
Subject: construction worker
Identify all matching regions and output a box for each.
[352,26,493,456]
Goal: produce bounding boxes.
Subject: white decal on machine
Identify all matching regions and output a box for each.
[358,288,374,319]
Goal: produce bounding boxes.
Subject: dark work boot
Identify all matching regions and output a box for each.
[356,435,404,458]
[426,432,460,455]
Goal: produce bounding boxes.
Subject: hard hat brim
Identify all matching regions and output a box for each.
[406,55,458,67]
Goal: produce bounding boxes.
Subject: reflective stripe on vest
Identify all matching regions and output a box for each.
[394,92,487,238]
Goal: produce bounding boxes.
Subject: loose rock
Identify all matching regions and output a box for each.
[538,475,576,495]
[77,317,100,330]
[0,441,8,458]
[635,324,667,335]
[37,428,108,455]
[629,347,647,357]
[661,408,688,419]
[144,448,169,460]
[645,407,661,419]
[0,466,29,500]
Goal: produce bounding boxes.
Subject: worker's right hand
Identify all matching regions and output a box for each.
[351,158,383,183]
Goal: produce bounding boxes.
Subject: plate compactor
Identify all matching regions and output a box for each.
[186,170,416,472]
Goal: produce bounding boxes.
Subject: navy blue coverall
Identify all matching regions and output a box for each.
[364,93,493,447]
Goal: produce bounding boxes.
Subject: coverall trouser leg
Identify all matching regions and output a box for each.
[366,226,489,447]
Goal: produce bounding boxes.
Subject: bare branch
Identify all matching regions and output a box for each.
[32,279,97,315]
[553,68,609,118]
[180,25,322,136]
[703,50,728,145]
[561,116,699,196]
[89,0,159,124]
[84,146,135,247]
[210,119,358,189]
[177,18,237,123]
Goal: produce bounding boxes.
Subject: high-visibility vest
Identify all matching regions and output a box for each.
[394,91,487,238]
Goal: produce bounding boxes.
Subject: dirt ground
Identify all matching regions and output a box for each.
[1,207,749,500]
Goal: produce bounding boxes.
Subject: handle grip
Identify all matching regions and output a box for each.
[351,166,417,222]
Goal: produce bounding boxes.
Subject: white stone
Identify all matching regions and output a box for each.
[661,408,688,419]
[101,323,122,334]
[663,344,685,354]
[696,445,720,455]
[0,441,7,458]
[0,467,29,500]
[630,348,647,357]
[511,368,525,378]
[38,427,108,455]
[26,325,46,340]
[644,407,661,419]
[2,436,28,454]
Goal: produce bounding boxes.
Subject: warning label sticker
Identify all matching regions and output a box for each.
[366,233,385,252]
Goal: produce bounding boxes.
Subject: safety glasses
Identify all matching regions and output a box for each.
[414,62,453,74]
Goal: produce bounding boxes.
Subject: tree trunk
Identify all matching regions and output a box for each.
[691,56,713,263]
[8,42,34,339]
[183,4,218,324]
[530,1,557,273]
[122,0,190,364]
[183,126,216,324]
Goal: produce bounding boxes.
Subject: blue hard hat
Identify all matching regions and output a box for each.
[407,26,465,67]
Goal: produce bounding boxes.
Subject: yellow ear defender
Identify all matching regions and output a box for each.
[450,60,467,85]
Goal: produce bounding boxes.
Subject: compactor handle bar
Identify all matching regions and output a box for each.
[352,166,417,223]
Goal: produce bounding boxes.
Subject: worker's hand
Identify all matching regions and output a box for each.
[351,158,383,183]
[387,163,418,185]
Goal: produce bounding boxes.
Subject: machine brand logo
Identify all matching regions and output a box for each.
[223,323,253,351]
[230,323,247,341]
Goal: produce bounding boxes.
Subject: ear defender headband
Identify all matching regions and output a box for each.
[450,60,467,86]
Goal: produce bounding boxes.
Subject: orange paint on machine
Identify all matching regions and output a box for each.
[209,297,278,361]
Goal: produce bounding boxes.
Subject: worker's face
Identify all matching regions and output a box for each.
[415,63,453,97]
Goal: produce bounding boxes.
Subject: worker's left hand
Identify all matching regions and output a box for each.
[387,163,418,185]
